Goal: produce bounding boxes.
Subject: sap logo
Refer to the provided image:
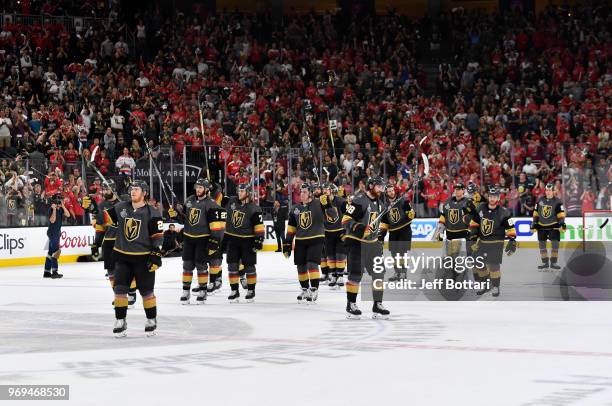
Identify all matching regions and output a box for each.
[411,221,437,239]
[0,233,25,254]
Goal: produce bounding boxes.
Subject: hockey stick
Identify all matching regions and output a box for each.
[370,139,430,227]
[89,146,122,201]
[369,195,405,225]
[127,111,173,206]
[162,245,181,257]
[197,90,211,181]
[313,167,320,185]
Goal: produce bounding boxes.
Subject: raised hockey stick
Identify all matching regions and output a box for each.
[127,111,173,206]
[197,90,212,181]
[370,140,430,227]
[88,146,122,201]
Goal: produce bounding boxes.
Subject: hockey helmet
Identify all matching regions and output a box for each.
[367,176,385,189]
[130,179,149,195]
[194,177,212,190]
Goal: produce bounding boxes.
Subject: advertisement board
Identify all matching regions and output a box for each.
[0,217,608,267]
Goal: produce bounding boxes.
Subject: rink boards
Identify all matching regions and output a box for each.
[0,217,607,267]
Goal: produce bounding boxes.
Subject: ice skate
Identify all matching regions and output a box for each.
[306,288,318,304]
[196,288,207,304]
[346,302,362,319]
[145,318,157,336]
[228,290,240,303]
[245,289,255,303]
[113,319,127,338]
[180,289,190,305]
[297,288,310,303]
[372,302,390,320]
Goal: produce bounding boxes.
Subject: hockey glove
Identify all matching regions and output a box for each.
[467,233,479,253]
[319,194,329,206]
[207,238,221,257]
[407,209,416,220]
[559,222,567,233]
[252,237,264,252]
[82,195,92,209]
[505,239,517,256]
[147,249,162,272]
[530,222,540,234]
[352,223,367,238]
[82,195,98,214]
[282,242,292,258]
[168,206,178,218]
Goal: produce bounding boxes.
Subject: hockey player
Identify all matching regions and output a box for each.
[313,183,330,284]
[168,178,225,304]
[469,186,517,297]
[435,182,476,281]
[379,183,415,281]
[322,182,347,289]
[103,180,164,337]
[222,183,264,303]
[531,183,566,271]
[82,181,139,306]
[342,176,390,319]
[283,183,326,302]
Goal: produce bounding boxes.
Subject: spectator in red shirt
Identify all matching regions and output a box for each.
[44,171,63,198]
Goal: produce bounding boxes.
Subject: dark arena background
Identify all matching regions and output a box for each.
[0,0,611,405]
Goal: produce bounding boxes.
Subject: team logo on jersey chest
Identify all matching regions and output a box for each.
[368,212,380,232]
[481,218,494,236]
[448,208,460,224]
[325,207,339,223]
[389,208,401,223]
[232,210,245,228]
[7,200,15,210]
[188,208,201,226]
[542,205,552,218]
[124,218,141,241]
[299,211,312,229]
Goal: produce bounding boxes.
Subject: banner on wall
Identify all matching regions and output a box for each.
[0,218,608,263]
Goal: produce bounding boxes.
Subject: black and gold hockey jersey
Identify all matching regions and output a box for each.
[224,196,264,239]
[342,193,385,243]
[533,197,565,229]
[104,201,164,256]
[178,195,225,239]
[287,199,325,240]
[380,197,414,232]
[439,196,476,235]
[323,195,346,233]
[470,203,516,243]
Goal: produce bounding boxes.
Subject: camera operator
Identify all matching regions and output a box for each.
[162,223,182,257]
[44,193,70,279]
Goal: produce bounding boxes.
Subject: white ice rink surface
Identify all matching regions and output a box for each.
[1,252,612,406]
